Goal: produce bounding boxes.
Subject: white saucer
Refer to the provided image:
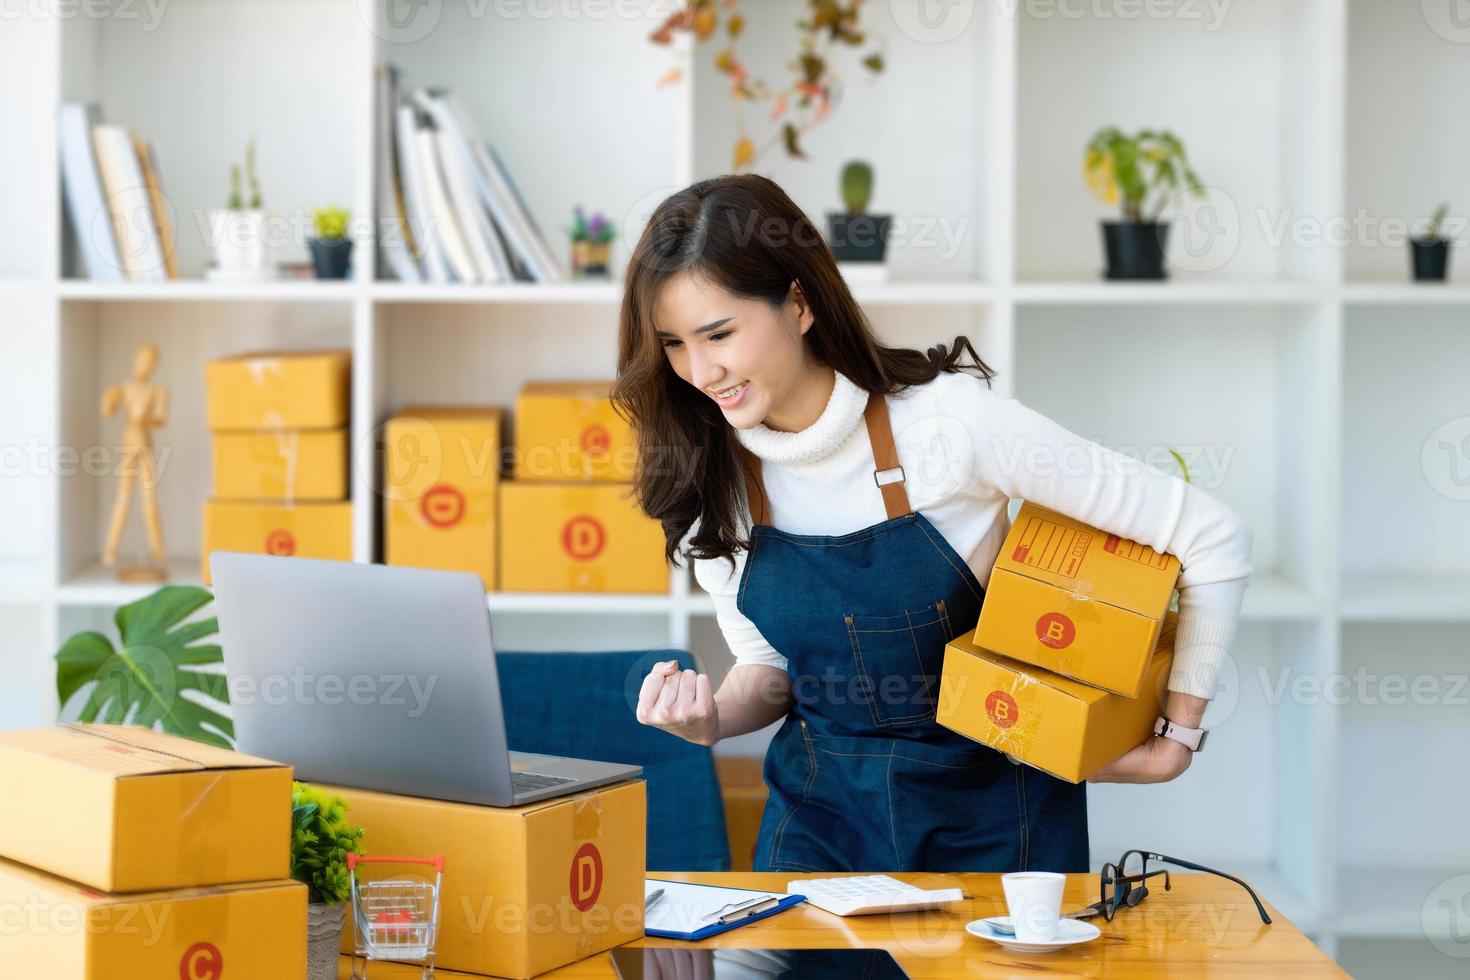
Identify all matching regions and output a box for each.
[965,916,1101,953]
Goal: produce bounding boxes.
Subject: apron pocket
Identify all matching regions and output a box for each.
[843,600,953,728]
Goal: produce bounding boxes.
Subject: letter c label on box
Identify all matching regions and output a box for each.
[179,941,223,980]
[265,529,295,556]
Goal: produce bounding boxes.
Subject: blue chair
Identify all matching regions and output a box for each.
[495,649,732,872]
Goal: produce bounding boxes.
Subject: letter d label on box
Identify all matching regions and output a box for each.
[569,842,604,911]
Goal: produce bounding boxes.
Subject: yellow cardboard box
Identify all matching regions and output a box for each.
[974,501,1181,696]
[202,499,353,585]
[205,349,350,431]
[0,856,305,979]
[514,381,635,481]
[385,408,502,590]
[212,428,349,501]
[323,780,646,980]
[938,614,1178,783]
[499,482,666,593]
[0,724,291,893]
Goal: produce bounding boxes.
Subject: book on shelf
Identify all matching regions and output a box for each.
[135,139,179,280]
[58,103,124,281]
[376,64,568,284]
[91,124,168,282]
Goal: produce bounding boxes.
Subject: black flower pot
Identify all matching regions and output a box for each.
[1101,221,1169,280]
[1410,238,1449,282]
[826,212,891,263]
[309,237,353,279]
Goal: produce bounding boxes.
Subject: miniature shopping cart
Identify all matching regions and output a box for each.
[347,854,445,979]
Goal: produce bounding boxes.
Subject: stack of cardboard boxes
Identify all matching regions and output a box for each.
[938,502,1184,782]
[202,350,353,584]
[501,382,665,593]
[0,724,306,976]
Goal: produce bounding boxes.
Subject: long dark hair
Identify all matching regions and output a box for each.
[612,174,995,570]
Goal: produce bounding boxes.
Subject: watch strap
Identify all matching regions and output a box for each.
[1153,715,1207,751]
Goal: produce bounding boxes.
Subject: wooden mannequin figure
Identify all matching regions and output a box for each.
[102,343,168,582]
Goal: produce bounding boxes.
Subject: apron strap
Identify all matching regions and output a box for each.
[737,387,913,528]
[864,391,913,520]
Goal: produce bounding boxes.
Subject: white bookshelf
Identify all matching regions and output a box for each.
[1,1,1466,969]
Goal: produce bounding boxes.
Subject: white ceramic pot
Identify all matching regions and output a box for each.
[209,208,270,271]
[306,901,347,980]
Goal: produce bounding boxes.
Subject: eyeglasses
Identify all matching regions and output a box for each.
[1074,849,1272,925]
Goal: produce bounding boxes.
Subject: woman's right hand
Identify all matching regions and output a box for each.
[635,659,720,746]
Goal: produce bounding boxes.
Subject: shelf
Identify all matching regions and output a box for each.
[1336,867,1460,938]
[487,591,677,615]
[1012,280,1328,305]
[372,281,621,304]
[1341,573,1470,622]
[58,280,360,302]
[1342,283,1470,305]
[56,557,203,606]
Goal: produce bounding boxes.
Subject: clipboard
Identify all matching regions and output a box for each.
[643,878,807,941]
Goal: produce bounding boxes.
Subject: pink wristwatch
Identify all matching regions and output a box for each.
[1153,715,1208,751]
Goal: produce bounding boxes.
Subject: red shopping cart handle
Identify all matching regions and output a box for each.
[348,854,445,872]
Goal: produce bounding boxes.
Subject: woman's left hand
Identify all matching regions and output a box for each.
[1086,734,1193,783]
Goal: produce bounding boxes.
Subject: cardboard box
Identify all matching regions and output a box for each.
[0,724,291,893]
[212,428,348,501]
[499,482,666,593]
[0,856,305,979]
[974,501,1181,696]
[385,408,502,590]
[202,499,353,585]
[938,614,1178,784]
[323,780,646,980]
[205,349,350,431]
[514,381,635,482]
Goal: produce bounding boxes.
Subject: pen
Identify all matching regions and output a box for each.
[646,888,665,912]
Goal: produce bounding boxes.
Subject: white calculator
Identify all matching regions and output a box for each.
[788,874,965,917]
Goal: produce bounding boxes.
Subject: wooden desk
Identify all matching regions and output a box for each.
[341,871,1345,978]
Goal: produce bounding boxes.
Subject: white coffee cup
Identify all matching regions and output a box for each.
[1001,871,1066,942]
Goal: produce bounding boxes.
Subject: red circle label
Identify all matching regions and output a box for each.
[1035,611,1076,649]
[421,483,465,528]
[179,941,223,980]
[569,842,604,911]
[579,425,611,457]
[985,690,1019,729]
[562,516,606,560]
[265,529,295,556]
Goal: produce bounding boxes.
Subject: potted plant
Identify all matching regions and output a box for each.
[208,136,273,280]
[826,161,891,281]
[310,206,353,279]
[568,205,615,278]
[1084,128,1205,280]
[55,585,233,748]
[1411,202,1451,282]
[293,781,366,980]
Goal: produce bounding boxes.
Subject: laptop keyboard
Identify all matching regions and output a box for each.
[512,770,578,792]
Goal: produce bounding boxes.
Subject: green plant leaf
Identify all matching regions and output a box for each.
[55,585,231,748]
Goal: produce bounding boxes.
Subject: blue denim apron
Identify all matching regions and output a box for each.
[737,390,1088,873]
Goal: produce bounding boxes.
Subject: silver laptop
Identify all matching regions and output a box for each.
[211,552,642,806]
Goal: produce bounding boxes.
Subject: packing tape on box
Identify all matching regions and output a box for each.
[573,794,603,961]
[177,772,231,885]
[979,669,1047,761]
[170,887,233,965]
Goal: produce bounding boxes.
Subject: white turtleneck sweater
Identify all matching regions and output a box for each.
[684,368,1252,700]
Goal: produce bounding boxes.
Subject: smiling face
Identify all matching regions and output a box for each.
[653,273,820,431]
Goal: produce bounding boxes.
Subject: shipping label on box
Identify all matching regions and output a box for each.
[385,409,502,590]
[323,780,646,980]
[499,482,666,593]
[514,381,636,482]
[212,428,348,501]
[202,499,353,584]
[0,724,291,892]
[0,857,305,979]
[205,349,350,431]
[939,614,1177,783]
[974,501,1181,696]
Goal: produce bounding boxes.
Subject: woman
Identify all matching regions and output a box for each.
[613,175,1252,873]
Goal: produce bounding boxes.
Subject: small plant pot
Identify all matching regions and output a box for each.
[826,212,891,263]
[208,208,270,272]
[310,237,354,279]
[571,240,611,278]
[1410,237,1450,282]
[306,902,346,980]
[1101,221,1169,280]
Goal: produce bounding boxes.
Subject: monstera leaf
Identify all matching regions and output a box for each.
[56,585,233,748]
